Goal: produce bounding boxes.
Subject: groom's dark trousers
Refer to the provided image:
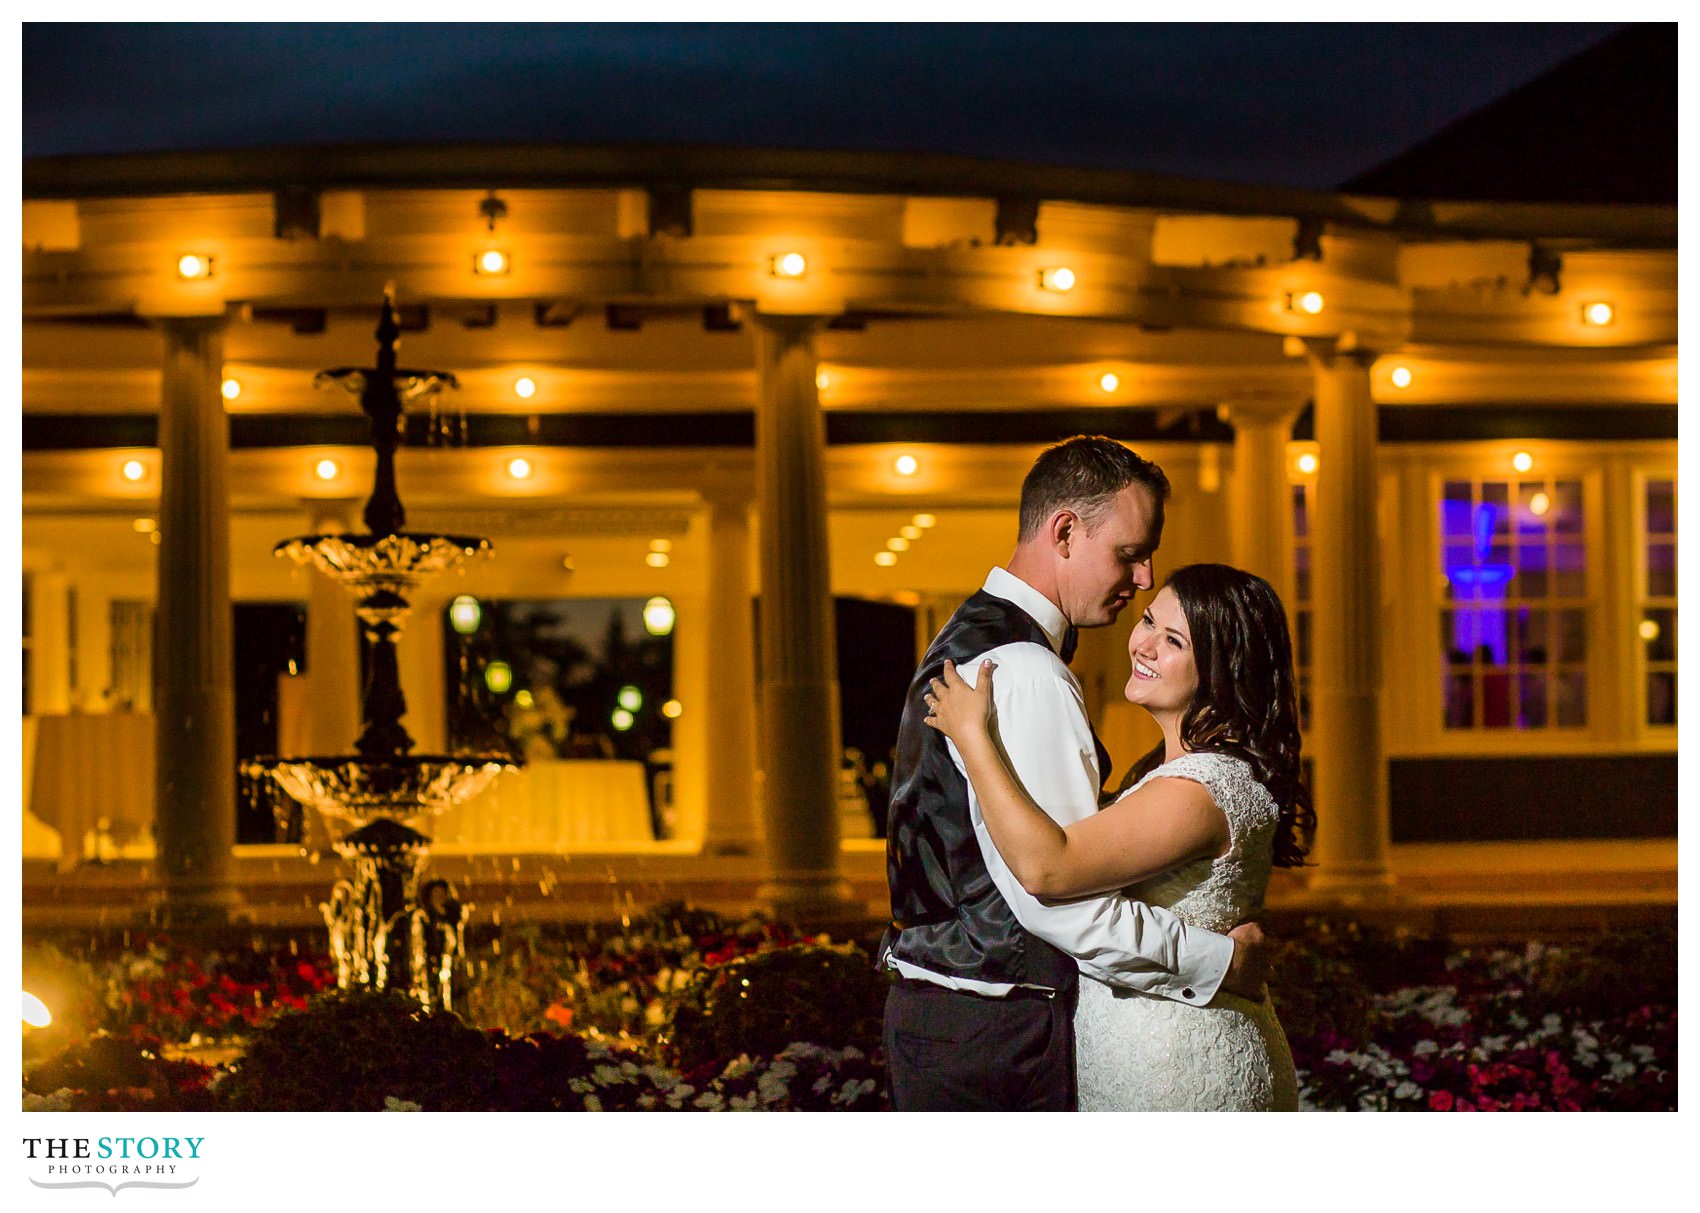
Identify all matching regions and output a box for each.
[884,978,1077,1111]
[880,590,1096,1111]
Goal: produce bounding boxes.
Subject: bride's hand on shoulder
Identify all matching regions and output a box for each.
[922,659,996,743]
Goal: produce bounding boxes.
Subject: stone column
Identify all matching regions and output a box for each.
[751,314,857,917]
[153,317,242,920]
[700,484,761,854]
[1224,394,1306,607]
[1303,343,1394,898]
[26,569,72,714]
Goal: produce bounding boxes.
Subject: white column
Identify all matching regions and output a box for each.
[751,314,857,917]
[1304,343,1394,898]
[153,317,242,919]
[699,485,761,854]
[1225,394,1306,607]
[27,570,72,715]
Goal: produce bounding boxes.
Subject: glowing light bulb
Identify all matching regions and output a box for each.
[643,596,676,636]
[315,459,339,481]
[894,454,919,477]
[1390,366,1413,389]
[900,525,922,540]
[507,457,532,480]
[816,369,831,391]
[132,518,156,534]
[649,538,673,553]
[610,708,635,732]
[617,685,644,712]
[1294,291,1324,315]
[1099,372,1119,393]
[1639,619,1661,642]
[1038,266,1075,292]
[662,699,683,719]
[449,595,482,635]
[221,378,242,400]
[1581,302,1615,326]
[1512,451,1534,473]
[514,689,534,708]
[476,248,510,275]
[176,253,212,280]
[122,460,146,482]
[1296,453,1319,475]
[772,252,807,278]
[22,991,51,1029]
[1529,492,1551,517]
[874,551,898,567]
[514,376,537,399]
[484,661,513,695]
[912,513,936,528]
[645,551,670,568]
[887,537,910,552]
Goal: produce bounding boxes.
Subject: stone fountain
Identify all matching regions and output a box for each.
[249,293,513,1011]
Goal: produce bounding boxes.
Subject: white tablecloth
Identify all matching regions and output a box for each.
[432,759,653,850]
[27,713,155,868]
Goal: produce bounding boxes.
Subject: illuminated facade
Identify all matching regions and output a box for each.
[21,143,1675,922]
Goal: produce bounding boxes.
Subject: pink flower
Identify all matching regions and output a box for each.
[1428,1091,1454,1111]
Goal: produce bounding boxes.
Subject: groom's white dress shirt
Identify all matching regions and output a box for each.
[888,567,1233,1006]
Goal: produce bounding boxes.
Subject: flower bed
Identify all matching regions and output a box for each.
[22,909,1675,1112]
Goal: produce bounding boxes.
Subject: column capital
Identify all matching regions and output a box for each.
[746,308,830,337]
[1299,335,1381,372]
[1220,391,1309,426]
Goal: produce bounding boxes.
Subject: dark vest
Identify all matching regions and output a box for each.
[880,590,1109,989]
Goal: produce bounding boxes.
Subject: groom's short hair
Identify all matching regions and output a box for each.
[1017,435,1170,542]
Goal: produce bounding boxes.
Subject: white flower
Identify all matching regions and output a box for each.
[383,1096,423,1112]
[1609,1059,1636,1081]
[813,1075,832,1095]
[756,1070,790,1104]
[583,1093,603,1112]
[1411,1040,1439,1057]
[1394,1081,1422,1102]
[22,1088,76,1112]
[692,1091,725,1110]
[592,1064,627,1085]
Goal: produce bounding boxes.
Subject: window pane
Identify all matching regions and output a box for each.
[1556,610,1588,663]
[1440,612,1471,664]
[1515,607,1549,664]
[1647,670,1676,726]
[1443,672,1475,728]
[1292,484,1309,538]
[1482,671,1512,728]
[1555,670,1586,726]
[1482,482,1511,532]
[1443,543,1478,599]
[1296,610,1311,668]
[1441,482,1474,537]
[1643,608,1677,663]
[1517,544,1549,597]
[1551,481,1583,534]
[1647,542,1676,598]
[1553,544,1586,597]
[1294,544,1311,601]
[1646,480,1675,534]
[1517,482,1550,535]
[1454,607,1511,665]
[1517,672,1549,728]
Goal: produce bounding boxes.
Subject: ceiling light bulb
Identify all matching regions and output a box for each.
[1038,267,1075,292]
[1512,451,1534,473]
[645,551,670,568]
[816,369,831,390]
[900,525,922,540]
[1293,290,1324,315]
[132,518,156,534]
[649,538,673,553]
[887,537,910,552]
[315,459,339,481]
[514,376,537,399]
[874,551,898,567]
[1639,618,1661,642]
[894,454,919,477]
[121,459,147,482]
[221,378,242,400]
[662,699,683,719]
[1099,372,1119,393]
[507,457,532,480]
[1529,492,1551,517]
[476,248,511,276]
[1296,453,1319,475]
[772,252,807,278]
[912,513,936,528]
[1390,366,1413,389]
[176,253,212,280]
[1582,302,1615,326]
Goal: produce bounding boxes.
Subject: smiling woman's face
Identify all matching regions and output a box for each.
[1124,586,1198,715]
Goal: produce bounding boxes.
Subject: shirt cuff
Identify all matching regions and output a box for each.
[1165,928,1235,1006]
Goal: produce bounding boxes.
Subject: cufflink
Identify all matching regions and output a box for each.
[1181,987,1196,1000]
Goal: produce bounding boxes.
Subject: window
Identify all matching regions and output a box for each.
[1439,478,1587,730]
[1291,481,1312,730]
[1641,478,1676,727]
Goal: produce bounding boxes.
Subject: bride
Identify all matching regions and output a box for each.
[923,562,1312,1111]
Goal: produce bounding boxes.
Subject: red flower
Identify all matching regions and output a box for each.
[1428,1091,1454,1111]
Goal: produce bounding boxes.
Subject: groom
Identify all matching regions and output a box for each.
[879,435,1272,1111]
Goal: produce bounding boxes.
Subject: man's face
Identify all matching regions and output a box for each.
[1057,483,1162,628]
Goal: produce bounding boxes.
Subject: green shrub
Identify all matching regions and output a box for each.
[23,1030,218,1111]
[660,943,889,1073]
[1269,917,1381,1050]
[1523,927,1677,1020]
[218,990,499,1111]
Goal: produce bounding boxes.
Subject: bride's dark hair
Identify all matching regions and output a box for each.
[1161,563,1314,868]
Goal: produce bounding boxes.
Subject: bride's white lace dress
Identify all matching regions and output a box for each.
[1075,751,1298,1111]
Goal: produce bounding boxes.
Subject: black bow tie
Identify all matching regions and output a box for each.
[1059,625,1078,664]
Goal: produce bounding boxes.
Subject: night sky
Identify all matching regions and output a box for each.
[23,22,1624,189]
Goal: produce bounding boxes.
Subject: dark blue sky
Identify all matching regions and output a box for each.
[24,23,1622,189]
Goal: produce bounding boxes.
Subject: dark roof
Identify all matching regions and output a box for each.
[1340,24,1675,205]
